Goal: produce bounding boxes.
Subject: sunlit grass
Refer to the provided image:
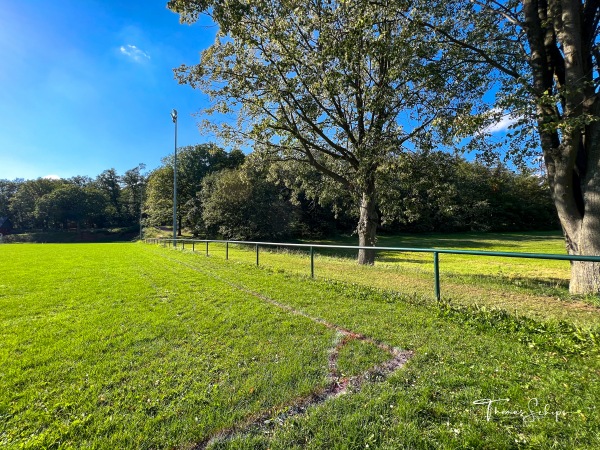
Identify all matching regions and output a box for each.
[157,246,600,449]
[2,241,599,449]
[0,244,335,448]
[176,231,599,328]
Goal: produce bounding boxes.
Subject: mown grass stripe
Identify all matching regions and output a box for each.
[148,245,600,449]
[0,244,338,448]
[150,250,413,448]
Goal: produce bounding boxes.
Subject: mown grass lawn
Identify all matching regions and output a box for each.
[1,241,599,449]
[1,244,336,448]
[193,230,600,327]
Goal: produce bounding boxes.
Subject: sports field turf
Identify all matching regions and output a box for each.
[1,241,599,448]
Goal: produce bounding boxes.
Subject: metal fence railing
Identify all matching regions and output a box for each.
[145,238,600,301]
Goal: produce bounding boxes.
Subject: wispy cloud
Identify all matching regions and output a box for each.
[43,174,61,180]
[119,44,150,62]
[482,108,520,134]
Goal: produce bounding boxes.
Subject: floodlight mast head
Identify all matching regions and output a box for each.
[171,109,178,123]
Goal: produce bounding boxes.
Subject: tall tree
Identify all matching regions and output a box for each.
[164,144,244,234]
[144,144,244,232]
[144,166,174,229]
[168,0,491,264]
[121,164,147,226]
[0,179,20,219]
[94,168,123,225]
[201,165,295,240]
[9,178,64,230]
[406,0,600,293]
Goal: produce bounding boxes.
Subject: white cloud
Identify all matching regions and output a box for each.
[43,174,61,180]
[485,115,518,133]
[481,108,521,134]
[119,44,150,62]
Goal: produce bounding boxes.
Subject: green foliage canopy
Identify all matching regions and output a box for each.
[378,152,558,232]
[168,0,493,263]
[201,166,294,240]
[143,144,245,233]
[35,184,108,231]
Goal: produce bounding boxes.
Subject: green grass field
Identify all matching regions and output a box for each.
[175,230,599,327]
[1,239,599,448]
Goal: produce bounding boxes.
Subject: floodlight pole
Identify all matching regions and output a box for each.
[171,109,178,246]
[138,180,145,241]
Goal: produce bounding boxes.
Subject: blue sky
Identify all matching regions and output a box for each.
[0,0,217,180]
[0,1,522,182]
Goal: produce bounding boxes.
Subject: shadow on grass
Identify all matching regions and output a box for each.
[377,255,432,265]
[443,271,574,300]
[5,228,139,243]
[301,231,563,259]
[376,231,562,249]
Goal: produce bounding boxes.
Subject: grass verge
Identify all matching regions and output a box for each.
[180,231,599,328]
[155,246,600,449]
[2,241,599,449]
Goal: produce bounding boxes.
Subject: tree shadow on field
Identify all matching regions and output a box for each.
[380,237,521,251]
[375,231,562,250]
[445,272,574,300]
[376,254,432,265]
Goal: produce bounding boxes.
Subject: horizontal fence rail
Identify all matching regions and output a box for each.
[145,237,600,301]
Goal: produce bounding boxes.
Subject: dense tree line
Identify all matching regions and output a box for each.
[0,165,146,232]
[2,147,556,240]
[143,148,557,240]
[143,144,245,235]
[377,153,558,233]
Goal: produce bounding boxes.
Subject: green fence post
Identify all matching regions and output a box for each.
[192,242,195,252]
[434,251,440,301]
[310,246,314,278]
[226,241,229,260]
[182,241,185,250]
[206,241,209,257]
[256,244,259,266]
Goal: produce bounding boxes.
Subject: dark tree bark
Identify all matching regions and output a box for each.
[416,0,600,293]
[357,178,378,265]
[523,0,600,293]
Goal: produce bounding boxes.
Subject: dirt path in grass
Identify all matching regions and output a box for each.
[154,252,413,449]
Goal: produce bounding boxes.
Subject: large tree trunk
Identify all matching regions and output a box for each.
[570,263,600,294]
[570,266,600,295]
[546,142,600,294]
[565,173,600,294]
[357,181,378,265]
[524,0,600,294]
